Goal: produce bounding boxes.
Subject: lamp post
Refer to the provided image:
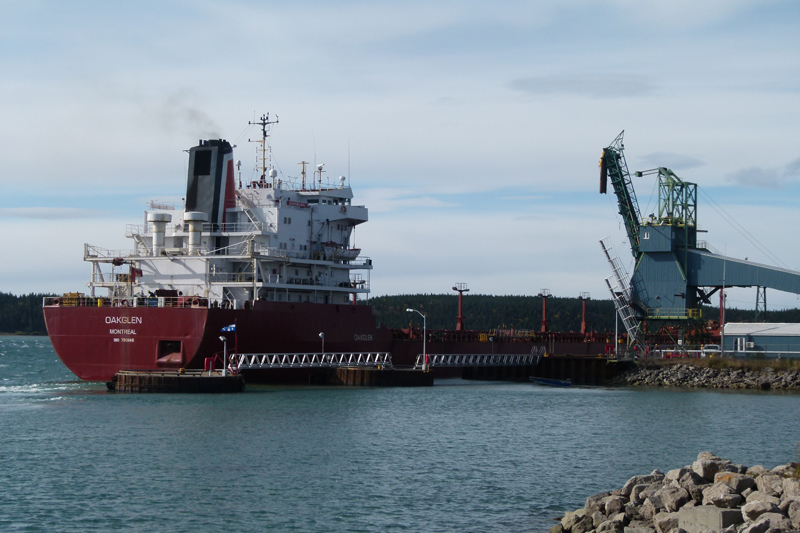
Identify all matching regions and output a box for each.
[319,332,325,355]
[218,335,227,377]
[489,336,494,354]
[406,308,427,370]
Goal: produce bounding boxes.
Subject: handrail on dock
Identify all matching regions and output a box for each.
[235,352,392,370]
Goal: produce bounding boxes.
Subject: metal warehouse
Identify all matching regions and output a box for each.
[723,323,800,359]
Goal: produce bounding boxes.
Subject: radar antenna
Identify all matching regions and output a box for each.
[248,113,279,186]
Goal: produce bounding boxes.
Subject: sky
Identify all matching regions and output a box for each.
[2,0,800,310]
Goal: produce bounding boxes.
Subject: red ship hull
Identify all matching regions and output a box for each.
[44,301,392,381]
[44,301,614,382]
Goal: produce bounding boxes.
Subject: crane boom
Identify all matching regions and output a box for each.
[600,131,641,258]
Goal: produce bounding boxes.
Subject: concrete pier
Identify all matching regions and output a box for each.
[109,370,246,393]
[462,356,634,385]
[309,367,434,387]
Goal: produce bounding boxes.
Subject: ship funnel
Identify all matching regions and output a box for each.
[147,213,172,256]
[185,139,235,227]
[184,211,208,255]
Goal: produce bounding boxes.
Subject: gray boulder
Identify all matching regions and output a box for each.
[729,463,749,474]
[702,482,743,508]
[587,491,614,513]
[651,486,690,513]
[653,511,679,533]
[782,477,800,500]
[747,465,768,477]
[678,472,709,503]
[571,514,594,533]
[592,510,606,528]
[624,502,641,521]
[692,452,736,482]
[788,499,800,530]
[692,459,724,481]
[634,483,666,506]
[713,471,756,493]
[632,484,656,505]
[740,512,793,533]
[624,520,655,533]
[597,517,625,533]
[665,468,690,483]
[779,496,800,514]
[549,523,564,533]
[622,472,666,497]
[771,463,798,477]
[640,498,658,520]
[746,490,780,505]
[741,499,781,522]
[561,509,587,531]
[602,495,629,517]
[697,451,720,461]
[755,473,784,497]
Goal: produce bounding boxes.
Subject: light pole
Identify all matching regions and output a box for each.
[406,308,427,370]
[489,336,494,354]
[218,336,227,377]
[319,332,325,355]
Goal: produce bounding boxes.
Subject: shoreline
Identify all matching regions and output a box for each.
[609,360,800,391]
[553,452,800,533]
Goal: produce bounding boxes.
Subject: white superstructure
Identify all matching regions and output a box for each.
[83,115,371,308]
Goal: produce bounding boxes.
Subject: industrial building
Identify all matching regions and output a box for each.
[724,323,800,359]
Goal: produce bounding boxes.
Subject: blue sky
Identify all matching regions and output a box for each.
[2,0,800,310]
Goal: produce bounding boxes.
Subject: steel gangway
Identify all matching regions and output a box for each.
[600,237,644,353]
[234,189,264,231]
[414,350,544,369]
[235,352,392,370]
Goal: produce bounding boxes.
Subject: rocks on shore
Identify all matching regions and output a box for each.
[610,363,800,391]
[552,452,800,533]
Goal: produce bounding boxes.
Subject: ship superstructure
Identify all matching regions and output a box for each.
[84,115,370,309]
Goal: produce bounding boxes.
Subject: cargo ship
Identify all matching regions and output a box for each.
[43,114,613,382]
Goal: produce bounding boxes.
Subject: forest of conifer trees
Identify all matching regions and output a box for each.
[2,291,800,336]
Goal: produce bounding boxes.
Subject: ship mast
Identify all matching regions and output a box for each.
[248,113,279,187]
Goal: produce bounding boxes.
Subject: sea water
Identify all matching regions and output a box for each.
[1,336,798,532]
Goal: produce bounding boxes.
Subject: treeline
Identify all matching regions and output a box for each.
[368,294,618,332]
[0,292,53,335]
[367,294,800,333]
[2,291,800,336]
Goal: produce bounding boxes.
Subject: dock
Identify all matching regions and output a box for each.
[109,370,246,393]
[308,367,433,386]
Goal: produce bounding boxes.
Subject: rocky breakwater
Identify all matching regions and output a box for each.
[552,452,800,533]
[611,363,800,390]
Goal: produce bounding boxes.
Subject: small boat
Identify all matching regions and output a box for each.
[529,377,572,387]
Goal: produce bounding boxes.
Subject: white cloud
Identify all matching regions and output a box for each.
[726,157,800,189]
